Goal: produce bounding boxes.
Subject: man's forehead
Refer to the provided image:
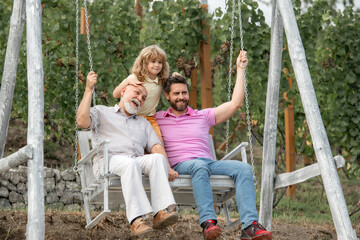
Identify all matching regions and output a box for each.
[171,83,188,91]
[127,84,147,94]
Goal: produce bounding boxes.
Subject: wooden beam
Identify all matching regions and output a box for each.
[189,68,198,109]
[26,0,45,239]
[278,0,357,238]
[259,1,283,230]
[0,0,26,159]
[200,4,213,135]
[284,76,296,199]
[0,145,32,174]
[274,155,345,189]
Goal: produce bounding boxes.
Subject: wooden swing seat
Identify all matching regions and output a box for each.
[77,131,249,229]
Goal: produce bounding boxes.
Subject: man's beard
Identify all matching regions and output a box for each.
[124,98,141,115]
[170,98,189,111]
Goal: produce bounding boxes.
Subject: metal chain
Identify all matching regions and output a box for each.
[238,0,256,184]
[225,0,236,154]
[83,0,101,177]
[73,0,80,173]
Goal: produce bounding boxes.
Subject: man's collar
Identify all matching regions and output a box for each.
[113,104,137,118]
[164,106,193,117]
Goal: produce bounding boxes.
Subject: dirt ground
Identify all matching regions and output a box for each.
[1,210,359,240]
[2,119,360,239]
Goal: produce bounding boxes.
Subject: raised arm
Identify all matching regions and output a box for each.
[77,71,98,129]
[214,51,248,124]
[151,144,179,182]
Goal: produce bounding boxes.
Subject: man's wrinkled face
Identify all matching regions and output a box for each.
[121,85,147,115]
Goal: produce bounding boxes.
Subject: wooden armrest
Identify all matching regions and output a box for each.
[221,142,248,160]
[78,139,110,165]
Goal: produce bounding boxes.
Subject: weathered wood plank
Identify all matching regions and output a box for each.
[274,155,345,189]
[0,145,32,174]
[26,0,45,239]
[259,0,283,231]
[277,0,357,239]
[0,0,26,158]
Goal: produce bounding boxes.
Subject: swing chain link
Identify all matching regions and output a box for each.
[225,0,236,155]
[83,0,101,178]
[73,0,80,173]
[238,0,256,184]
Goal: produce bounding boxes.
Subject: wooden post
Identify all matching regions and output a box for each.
[26,0,45,239]
[200,4,213,135]
[0,145,32,174]
[80,7,86,35]
[189,68,198,109]
[284,76,296,199]
[135,0,142,18]
[277,0,357,239]
[259,1,283,230]
[0,0,26,159]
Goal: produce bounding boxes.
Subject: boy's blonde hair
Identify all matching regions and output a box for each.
[131,45,170,86]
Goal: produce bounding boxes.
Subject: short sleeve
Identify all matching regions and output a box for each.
[88,106,101,130]
[203,108,216,126]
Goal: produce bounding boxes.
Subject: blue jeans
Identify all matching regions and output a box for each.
[174,158,258,229]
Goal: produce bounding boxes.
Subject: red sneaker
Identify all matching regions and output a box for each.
[202,220,222,240]
[240,221,272,240]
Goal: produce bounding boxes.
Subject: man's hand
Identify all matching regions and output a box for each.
[236,51,248,69]
[168,168,179,182]
[86,71,98,90]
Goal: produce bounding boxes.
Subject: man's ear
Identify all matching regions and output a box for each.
[120,86,127,97]
[164,92,170,100]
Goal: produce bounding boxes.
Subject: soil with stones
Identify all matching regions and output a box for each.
[1,210,357,240]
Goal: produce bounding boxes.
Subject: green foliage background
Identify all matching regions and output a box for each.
[0,0,359,176]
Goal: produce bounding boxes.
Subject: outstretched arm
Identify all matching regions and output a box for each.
[77,71,98,129]
[151,144,179,182]
[214,51,248,124]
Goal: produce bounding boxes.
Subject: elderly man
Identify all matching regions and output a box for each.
[77,71,178,236]
[155,52,272,240]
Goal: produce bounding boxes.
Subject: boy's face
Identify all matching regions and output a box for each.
[147,57,163,79]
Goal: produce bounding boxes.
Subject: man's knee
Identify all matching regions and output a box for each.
[190,161,210,175]
[235,161,253,176]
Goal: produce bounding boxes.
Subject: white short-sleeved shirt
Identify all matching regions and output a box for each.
[89,104,161,159]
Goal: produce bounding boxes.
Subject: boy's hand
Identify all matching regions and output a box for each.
[127,76,144,86]
[171,72,182,77]
[236,51,248,69]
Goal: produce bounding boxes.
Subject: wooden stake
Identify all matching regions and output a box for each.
[284,76,296,199]
[80,7,86,35]
[200,4,213,135]
[190,68,198,109]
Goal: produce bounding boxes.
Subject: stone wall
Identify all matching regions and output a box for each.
[0,166,83,210]
[0,166,236,213]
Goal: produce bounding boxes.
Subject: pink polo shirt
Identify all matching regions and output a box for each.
[155,106,216,168]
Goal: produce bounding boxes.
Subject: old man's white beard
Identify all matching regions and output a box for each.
[124,98,141,115]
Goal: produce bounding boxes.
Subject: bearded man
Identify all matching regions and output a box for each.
[77,71,178,236]
[155,52,272,240]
